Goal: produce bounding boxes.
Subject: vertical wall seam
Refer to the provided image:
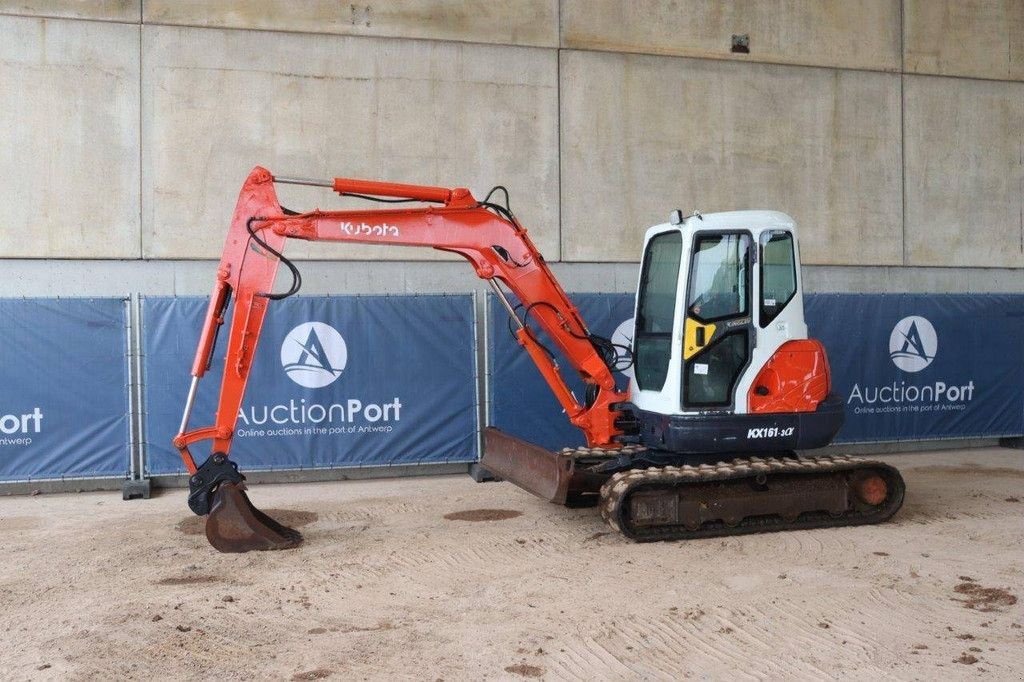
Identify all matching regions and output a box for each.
[556,0,563,263]
[557,47,563,263]
[556,0,562,49]
[900,0,907,266]
[138,5,144,259]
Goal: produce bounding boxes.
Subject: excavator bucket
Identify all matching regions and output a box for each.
[205,481,303,553]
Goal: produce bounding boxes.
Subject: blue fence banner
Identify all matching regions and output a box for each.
[488,292,1024,448]
[806,293,1024,443]
[487,293,635,450]
[0,298,130,481]
[143,295,478,474]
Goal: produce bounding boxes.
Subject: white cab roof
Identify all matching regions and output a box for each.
[644,210,797,241]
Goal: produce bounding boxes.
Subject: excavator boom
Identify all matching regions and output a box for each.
[174,167,629,551]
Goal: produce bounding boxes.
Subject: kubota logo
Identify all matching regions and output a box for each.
[889,316,937,373]
[280,322,347,388]
[340,221,400,237]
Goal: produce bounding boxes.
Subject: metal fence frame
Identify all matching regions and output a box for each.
[0,291,1019,496]
[0,296,134,487]
[137,292,482,480]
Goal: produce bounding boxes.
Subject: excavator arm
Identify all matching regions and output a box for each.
[174,167,629,551]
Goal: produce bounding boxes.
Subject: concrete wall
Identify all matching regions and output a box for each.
[0,15,140,258]
[141,24,558,261]
[560,51,902,264]
[0,1,1021,292]
[561,0,901,71]
[143,0,559,48]
[904,75,1024,268]
[904,0,1024,82]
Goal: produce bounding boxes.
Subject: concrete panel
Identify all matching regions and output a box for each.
[561,0,900,72]
[0,0,139,22]
[904,0,1024,81]
[0,16,140,258]
[560,51,902,265]
[904,75,1024,268]
[142,26,559,261]
[144,0,558,48]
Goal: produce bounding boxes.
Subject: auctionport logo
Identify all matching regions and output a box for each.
[848,313,974,415]
[280,322,347,388]
[611,317,635,378]
[240,324,401,439]
[889,315,937,373]
[0,407,43,447]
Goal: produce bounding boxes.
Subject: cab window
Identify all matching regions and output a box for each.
[634,231,682,391]
[759,231,796,326]
[684,331,748,406]
[687,233,750,322]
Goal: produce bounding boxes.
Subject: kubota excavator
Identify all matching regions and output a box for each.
[174,167,905,552]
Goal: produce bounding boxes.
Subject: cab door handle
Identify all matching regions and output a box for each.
[695,327,706,346]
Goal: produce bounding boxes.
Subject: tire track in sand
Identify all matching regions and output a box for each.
[300,529,587,586]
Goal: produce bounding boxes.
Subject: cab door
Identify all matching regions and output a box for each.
[681,232,754,411]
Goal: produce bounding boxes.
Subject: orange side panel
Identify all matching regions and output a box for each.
[748,339,831,414]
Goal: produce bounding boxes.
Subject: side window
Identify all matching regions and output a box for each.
[687,234,751,322]
[760,231,796,326]
[634,231,683,391]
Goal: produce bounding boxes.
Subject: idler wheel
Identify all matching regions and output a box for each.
[854,475,888,506]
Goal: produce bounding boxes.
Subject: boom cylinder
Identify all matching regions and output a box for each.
[271,173,453,203]
[331,177,453,203]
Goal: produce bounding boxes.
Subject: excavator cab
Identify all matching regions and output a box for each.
[629,211,845,455]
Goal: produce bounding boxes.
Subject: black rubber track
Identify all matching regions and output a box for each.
[602,458,906,542]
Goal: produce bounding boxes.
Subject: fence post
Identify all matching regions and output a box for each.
[122,293,152,500]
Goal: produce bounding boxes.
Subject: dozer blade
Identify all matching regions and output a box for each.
[480,427,614,505]
[482,427,566,502]
[205,481,303,553]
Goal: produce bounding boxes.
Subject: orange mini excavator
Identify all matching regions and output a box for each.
[175,167,905,552]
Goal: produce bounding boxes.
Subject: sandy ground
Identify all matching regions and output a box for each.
[1,448,1022,681]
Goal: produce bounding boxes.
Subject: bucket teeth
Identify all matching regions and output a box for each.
[205,481,303,552]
